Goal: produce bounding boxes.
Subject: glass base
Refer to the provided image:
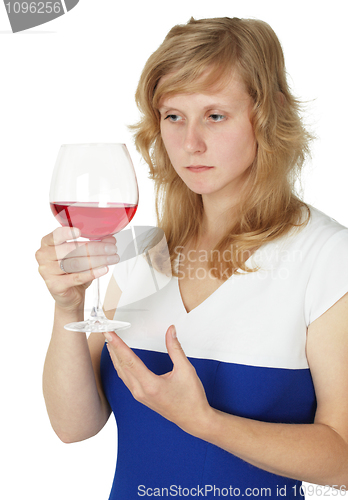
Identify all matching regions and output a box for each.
[64,318,130,333]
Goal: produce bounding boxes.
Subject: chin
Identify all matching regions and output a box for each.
[186,185,213,196]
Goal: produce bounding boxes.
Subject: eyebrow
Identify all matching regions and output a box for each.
[158,102,238,113]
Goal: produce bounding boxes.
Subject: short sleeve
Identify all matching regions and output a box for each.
[305,229,348,326]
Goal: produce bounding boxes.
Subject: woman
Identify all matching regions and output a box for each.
[36,17,348,499]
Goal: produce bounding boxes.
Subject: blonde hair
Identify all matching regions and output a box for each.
[132,17,312,278]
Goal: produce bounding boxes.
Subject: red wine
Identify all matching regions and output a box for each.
[50,201,138,239]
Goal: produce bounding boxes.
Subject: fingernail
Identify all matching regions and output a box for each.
[72,228,80,238]
[93,266,108,278]
[104,244,117,254]
[107,254,120,264]
[171,325,177,339]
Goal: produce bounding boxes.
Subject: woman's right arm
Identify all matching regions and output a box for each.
[36,226,120,443]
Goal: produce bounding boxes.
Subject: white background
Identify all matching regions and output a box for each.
[1,1,347,499]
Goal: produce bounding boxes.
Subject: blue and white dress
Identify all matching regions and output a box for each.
[100,206,348,499]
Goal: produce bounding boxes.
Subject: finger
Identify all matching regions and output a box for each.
[47,265,109,294]
[105,332,151,377]
[61,239,119,273]
[37,240,111,267]
[46,240,117,264]
[105,336,157,403]
[41,226,80,247]
[41,228,116,249]
[165,325,188,369]
[43,240,90,262]
[60,253,119,274]
[106,342,148,401]
[63,240,118,260]
[100,236,117,244]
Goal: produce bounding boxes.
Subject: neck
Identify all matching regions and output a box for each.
[199,194,239,244]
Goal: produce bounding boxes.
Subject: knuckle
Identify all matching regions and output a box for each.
[38,264,46,277]
[120,357,135,370]
[143,381,158,398]
[132,386,145,403]
[35,248,42,263]
[132,381,159,404]
[72,272,84,285]
[131,388,140,401]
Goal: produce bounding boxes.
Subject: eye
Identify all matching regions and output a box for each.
[209,114,225,122]
[164,114,182,122]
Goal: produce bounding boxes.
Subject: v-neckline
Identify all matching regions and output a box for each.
[176,275,231,314]
[175,245,264,314]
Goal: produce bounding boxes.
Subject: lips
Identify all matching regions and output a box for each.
[186,165,213,172]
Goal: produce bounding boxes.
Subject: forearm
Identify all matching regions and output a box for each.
[198,408,348,487]
[43,305,108,443]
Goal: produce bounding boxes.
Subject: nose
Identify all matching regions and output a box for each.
[183,121,207,155]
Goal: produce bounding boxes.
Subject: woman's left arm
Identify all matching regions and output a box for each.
[104,292,348,488]
[198,291,348,487]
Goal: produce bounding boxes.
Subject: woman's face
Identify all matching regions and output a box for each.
[159,74,257,203]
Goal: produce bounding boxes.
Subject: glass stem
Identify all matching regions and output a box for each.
[89,277,106,321]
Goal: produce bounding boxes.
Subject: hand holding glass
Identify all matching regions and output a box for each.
[49,143,138,332]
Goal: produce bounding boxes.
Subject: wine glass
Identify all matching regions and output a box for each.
[49,143,138,332]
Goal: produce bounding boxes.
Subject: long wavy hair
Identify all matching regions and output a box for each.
[132,17,313,278]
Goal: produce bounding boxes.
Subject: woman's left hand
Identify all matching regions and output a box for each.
[104,325,213,437]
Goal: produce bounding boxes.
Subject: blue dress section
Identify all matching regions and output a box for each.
[99,208,348,499]
[100,346,316,499]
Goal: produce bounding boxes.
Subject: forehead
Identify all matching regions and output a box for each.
[158,73,250,110]
[155,64,246,106]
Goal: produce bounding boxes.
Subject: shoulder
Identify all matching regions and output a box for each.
[252,205,347,270]
[303,205,347,238]
[301,205,348,262]
[296,206,348,326]
[279,204,348,259]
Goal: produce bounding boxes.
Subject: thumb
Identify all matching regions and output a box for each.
[165,325,187,367]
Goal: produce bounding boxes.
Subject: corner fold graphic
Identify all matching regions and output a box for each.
[64,0,79,12]
[3,0,80,33]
